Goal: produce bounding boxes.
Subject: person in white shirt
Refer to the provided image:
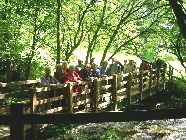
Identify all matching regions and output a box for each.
[41,66,59,86]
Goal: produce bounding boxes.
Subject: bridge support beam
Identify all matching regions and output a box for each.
[10,103,24,140]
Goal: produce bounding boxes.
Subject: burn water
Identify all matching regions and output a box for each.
[43,91,186,139]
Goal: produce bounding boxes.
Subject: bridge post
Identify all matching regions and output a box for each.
[127,73,132,106]
[139,71,143,101]
[92,79,99,112]
[168,65,171,82]
[168,65,173,83]
[30,87,37,114]
[112,74,117,111]
[149,69,152,95]
[67,82,73,113]
[167,65,174,92]
[162,65,167,90]
[170,66,173,83]
[30,87,38,140]
[10,103,24,140]
[156,68,160,92]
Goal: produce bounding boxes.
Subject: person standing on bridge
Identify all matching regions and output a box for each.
[75,59,84,75]
[64,65,82,84]
[64,65,83,93]
[54,61,69,84]
[41,66,59,86]
[123,59,128,74]
[79,63,92,81]
[139,60,150,71]
[90,62,100,78]
[126,59,136,73]
[99,60,109,77]
[40,66,60,109]
[108,58,123,76]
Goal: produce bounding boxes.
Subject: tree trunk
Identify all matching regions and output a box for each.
[25,5,39,79]
[168,0,186,39]
[56,0,61,64]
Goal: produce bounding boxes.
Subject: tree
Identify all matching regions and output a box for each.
[167,0,186,69]
[99,0,169,64]
[1,0,185,81]
[168,0,186,39]
[56,0,62,64]
[0,0,58,81]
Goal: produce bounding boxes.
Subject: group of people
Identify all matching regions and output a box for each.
[39,58,166,110]
[40,58,153,86]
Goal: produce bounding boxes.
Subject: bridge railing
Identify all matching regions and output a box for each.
[0,65,172,115]
[0,65,172,114]
[26,65,169,114]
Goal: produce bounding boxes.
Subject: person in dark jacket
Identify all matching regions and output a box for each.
[99,60,109,77]
[90,62,100,78]
[79,63,92,81]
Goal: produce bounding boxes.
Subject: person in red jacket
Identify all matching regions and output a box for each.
[139,60,150,71]
[64,65,83,93]
[64,65,82,84]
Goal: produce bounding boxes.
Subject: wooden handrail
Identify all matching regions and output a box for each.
[0,66,173,114]
[28,66,171,114]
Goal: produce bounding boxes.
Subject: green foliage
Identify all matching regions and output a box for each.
[139,47,157,63]
[0,0,185,81]
[4,97,18,105]
[4,94,30,105]
[29,60,44,79]
[42,124,72,139]
[172,76,186,96]
[100,128,121,140]
[162,53,176,61]
[3,87,30,105]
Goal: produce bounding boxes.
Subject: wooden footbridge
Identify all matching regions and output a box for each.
[0,65,185,140]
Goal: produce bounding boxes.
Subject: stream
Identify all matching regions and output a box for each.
[46,92,186,140]
[65,119,186,140]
